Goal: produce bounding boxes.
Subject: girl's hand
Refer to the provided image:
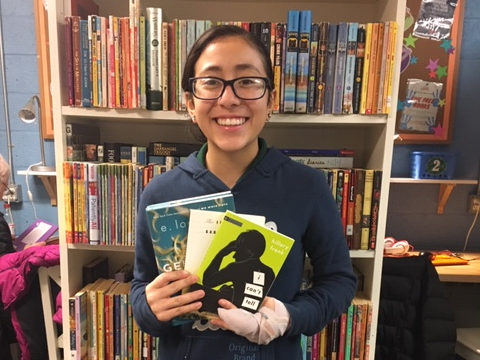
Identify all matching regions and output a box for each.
[145,270,205,322]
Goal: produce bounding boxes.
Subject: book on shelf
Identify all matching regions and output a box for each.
[368,170,382,250]
[360,169,375,250]
[294,10,312,114]
[351,168,365,250]
[283,10,300,113]
[148,141,202,156]
[364,22,379,115]
[146,7,163,110]
[273,22,284,113]
[288,156,354,169]
[306,22,319,114]
[359,22,373,114]
[314,22,329,114]
[371,22,385,115]
[376,21,390,114]
[332,22,348,115]
[65,122,101,161]
[278,148,354,157]
[352,24,366,114]
[83,256,109,287]
[189,210,294,318]
[342,22,358,115]
[323,23,337,114]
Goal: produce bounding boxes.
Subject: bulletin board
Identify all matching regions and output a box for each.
[395,0,465,144]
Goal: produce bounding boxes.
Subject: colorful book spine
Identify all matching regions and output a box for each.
[295,10,312,113]
[360,169,374,250]
[359,22,373,114]
[71,16,82,107]
[89,15,98,107]
[352,24,366,114]
[384,21,398,114]
[87,163,100,245]
[146,7,163,110]
[314,22,329,114]
[283,10,300,113]
[273,22,284,114]
[161,21,169,111]
[307,22,319,114]
[342,22,358,114]
[371,22,385,114]
[323,23,337,114]
[369,170,382,250]
[288,156,354,169]
[364,22,379,114]
[79,18,91,108]
[65,16,74,106]
[376,21,390,114]
[332,22,348,114]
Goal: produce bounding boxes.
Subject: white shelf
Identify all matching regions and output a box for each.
[390,177,478,214]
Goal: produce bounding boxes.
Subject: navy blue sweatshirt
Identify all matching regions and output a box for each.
[131,145,357,360]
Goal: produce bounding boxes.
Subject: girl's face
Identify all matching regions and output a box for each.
[186,36,274,156]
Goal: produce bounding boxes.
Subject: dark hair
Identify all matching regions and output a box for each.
[181,25,274,93]
[236,230,266,258]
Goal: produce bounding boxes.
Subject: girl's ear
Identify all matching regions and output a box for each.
[184,92,196,120]
[267,89,276,113]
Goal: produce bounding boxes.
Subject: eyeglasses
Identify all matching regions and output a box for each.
[188,76,270,100]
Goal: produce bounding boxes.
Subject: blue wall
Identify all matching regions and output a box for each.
[0,0,479,250]
[0,0,57,233]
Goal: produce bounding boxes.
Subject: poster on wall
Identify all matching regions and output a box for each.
[395,0,464,144]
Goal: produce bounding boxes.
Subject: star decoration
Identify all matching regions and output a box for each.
[410,56,418,64]
[404,34,418,48]
[397,100,405,112]
[440,39,453,52]
[436,65,448,79]
[426,59,439,72]
[432,123,444,138]
[439,98,446,107]
[447,45,456,55]
[429,71,437,79]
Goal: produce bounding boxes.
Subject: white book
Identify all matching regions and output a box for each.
[289,156,354,169]
[145,7,163,110]
[184,210,266,275]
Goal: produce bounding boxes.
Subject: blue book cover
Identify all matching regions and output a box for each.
[342,23,358,114]
[295,10,312,113]
[145,191,235,323]
[332,22,348,114]
[323,23,337,114]
[283,10,300,113]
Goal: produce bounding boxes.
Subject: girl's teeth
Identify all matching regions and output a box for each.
[217,118,246,126]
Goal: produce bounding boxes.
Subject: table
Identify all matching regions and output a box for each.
[434,253,480,283]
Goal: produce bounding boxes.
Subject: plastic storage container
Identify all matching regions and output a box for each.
[410,151,457,179]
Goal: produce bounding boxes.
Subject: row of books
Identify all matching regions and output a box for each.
[302,295,373,360]
[70,278,160,360]
[64,6,397,115]
[320,168,382,251]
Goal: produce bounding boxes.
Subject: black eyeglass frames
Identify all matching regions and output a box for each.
[188,76,271,100]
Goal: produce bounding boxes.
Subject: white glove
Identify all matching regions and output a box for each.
[217,298,290,345]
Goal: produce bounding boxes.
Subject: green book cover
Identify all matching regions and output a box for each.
[192,210,295,317]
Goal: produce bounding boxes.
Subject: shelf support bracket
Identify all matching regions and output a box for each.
[37,175,57,206]
[438,183,456,214]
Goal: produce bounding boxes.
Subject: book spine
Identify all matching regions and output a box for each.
[342,23,358,115]
[352,25,366,114]
[344,303,354,360]
[69,296,77,359]
[313,22,329,114]
[345,169,355,249]
[323,23,337,114]
[113,16,121,108]
[148,142,200,156]
[384,21,397,114]
[65,17,74,106]
[295,10,312,114]
[273,22,284,114]
[307,23,319,114]
[90,15,98,107]
[63,162,74,244]
[371,22,385,115]
[100,16,108,108]
[376,22,389,114]
[369,170,382,250]
[359,23,372,114]
[107,16,116,108]
[88,163,100,245]
[145,7,163,110]
[364,23,379,115]
[279,148,354,156]
[139,16,147,109]
[283,10,300,113]
[161,21,169,111]
[288,156,354,169]
[332,22,348,114]
[80,20,92,108]
[71,16,82,107]
[360,169,374,250]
